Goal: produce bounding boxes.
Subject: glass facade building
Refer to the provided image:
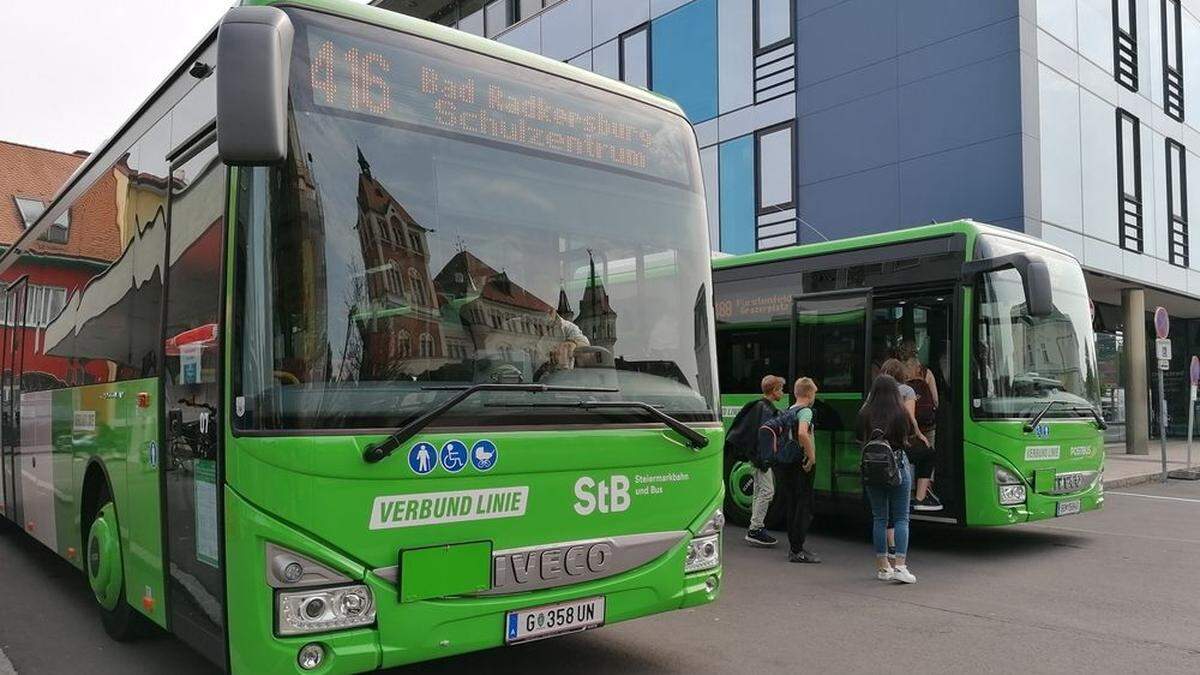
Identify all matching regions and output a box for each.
[374,0,1200,445]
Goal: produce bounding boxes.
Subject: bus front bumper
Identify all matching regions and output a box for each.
[224,487,721,674]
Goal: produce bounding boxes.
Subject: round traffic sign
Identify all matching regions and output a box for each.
[1191,355,1200,386]
[1154,306,1170,339]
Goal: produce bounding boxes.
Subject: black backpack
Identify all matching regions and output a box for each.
[755,407,805,467]
[860,429,902,487]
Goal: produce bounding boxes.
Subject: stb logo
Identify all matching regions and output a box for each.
[1034,423,1050,439]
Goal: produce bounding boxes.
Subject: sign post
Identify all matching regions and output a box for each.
[1154,307,1170,483]
[1169,355,1200,480]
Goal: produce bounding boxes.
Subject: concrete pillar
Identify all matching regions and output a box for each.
[1123,287,1149,455]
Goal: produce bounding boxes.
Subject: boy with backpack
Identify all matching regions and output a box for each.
[726,375,785,547]
[767,377,821,564]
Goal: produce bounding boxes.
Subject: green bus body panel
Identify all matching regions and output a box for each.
[30,379,167,628]
[224,429,723,672]
[399,542,492,603]
[715,220,1104,526]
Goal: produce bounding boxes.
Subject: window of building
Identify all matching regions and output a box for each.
[516,0,544,21]
[1163,0,1184,121]
[754,122,796,250]
[485,0,513,37]
[2,284,66,328]
[1116,109,1143,252]
[459,2,485,35]
[12,196,69,244]
[397,329,411,357]
[756,123,794,213]
[1167,138,1188,267]
[619,24,651,89]
[754,0,794,54]
[409,268,429,305]
[1113,0,1138,91]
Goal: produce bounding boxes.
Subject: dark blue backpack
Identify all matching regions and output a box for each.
[755,407,807,467]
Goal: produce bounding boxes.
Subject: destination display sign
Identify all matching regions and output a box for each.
[304,26,692,185]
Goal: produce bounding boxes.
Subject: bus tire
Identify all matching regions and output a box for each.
[83,481,143,642]
[722,452,753,527]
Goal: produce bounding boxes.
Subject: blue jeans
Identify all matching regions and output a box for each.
[865,453,912,558]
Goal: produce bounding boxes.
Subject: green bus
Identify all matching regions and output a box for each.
[714,221,1105,528]
[0,2,723,671]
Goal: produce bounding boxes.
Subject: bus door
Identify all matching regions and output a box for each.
[789,289,872,509]
[160,138,227,664]
[0,277,29,522]
[870,291,958,521]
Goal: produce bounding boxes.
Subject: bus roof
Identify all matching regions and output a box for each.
[245,0,687,118]
[710,220,1077,270]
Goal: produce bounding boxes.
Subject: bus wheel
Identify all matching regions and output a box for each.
[723,453,756,527]
[85,494,140,641]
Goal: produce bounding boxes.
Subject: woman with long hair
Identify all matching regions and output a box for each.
[858,374,917,584]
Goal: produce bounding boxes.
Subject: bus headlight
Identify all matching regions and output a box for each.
[277,584,375,636]
[685,510,723,573]
[995,465,1026,506]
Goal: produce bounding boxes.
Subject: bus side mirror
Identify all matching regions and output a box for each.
[216,7,293,165]
[1023,259,1053,318]
[961,252,1054,318]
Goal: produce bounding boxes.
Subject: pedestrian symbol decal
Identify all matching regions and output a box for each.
[440,440,469,473]
[471,439,498,471]
[408,442,437,475]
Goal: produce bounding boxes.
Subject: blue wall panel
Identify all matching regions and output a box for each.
[651,0,718,122]
[719,135,755,254]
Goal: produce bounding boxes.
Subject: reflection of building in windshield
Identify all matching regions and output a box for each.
[434,250,569,380]
[1005,305,1084,395]
[576,252,616,351]
[351,149,442,379]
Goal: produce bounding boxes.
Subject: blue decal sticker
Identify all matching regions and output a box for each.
[508,613,519,639]
[408,442,438,475]
[1034,423,1050,439]
[471,439,498,471]
[440,440,469,473]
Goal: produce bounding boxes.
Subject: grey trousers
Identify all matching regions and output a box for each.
[749,467,775,530]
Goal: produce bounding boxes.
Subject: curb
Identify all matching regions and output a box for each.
[1104,473,1163,489]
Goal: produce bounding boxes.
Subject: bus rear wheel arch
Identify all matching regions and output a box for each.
[81,463,145,642]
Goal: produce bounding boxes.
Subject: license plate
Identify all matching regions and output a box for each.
[1056,499,1081,517]
[505,596,604,644]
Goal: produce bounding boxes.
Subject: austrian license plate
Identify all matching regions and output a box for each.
[1056,499,1081,517]
[505,596,605,644]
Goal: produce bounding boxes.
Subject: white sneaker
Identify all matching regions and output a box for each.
[876,568,894,581]
[891,566,917,584]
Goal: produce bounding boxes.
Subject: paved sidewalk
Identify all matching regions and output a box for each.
[1104,440,1200,487]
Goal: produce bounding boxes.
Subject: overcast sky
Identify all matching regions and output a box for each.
[0,1,370,154]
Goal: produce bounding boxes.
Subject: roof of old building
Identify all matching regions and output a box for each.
[0,140,122,263]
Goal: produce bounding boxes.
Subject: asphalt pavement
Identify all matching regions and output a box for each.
[3,481,1200,674]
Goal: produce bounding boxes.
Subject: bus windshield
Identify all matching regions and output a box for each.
[234,10,716,431]
[972,234,1100,418]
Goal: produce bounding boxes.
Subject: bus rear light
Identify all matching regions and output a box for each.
[277,584,375,636]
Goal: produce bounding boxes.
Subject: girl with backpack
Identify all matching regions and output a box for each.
[857,374,917,584]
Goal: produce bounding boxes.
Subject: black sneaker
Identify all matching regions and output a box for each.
[913,492,943,511]
[744,528,778,547]
[788,549,822,564]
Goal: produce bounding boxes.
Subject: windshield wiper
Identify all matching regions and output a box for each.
[488,400,709,450]
[1023,399,1108,432]
[362,383,618,463]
